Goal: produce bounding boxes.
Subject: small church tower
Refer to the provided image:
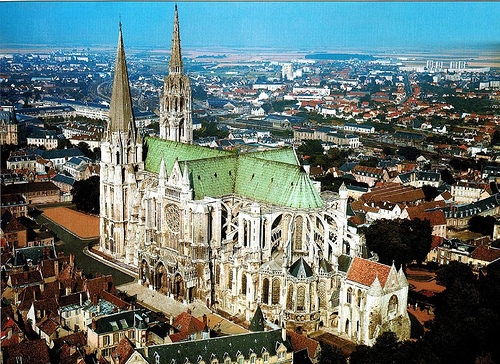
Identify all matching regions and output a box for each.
[100,23,143,258]
[159,5,193,143]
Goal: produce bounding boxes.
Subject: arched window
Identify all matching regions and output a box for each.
[388,295,398,317]
[357,289,362,307]
[262,278,269,304]
[228,269,233,290]
[346,287,352,304]
[286,285,293,310]
[243,220,248,247]
[241,273,247,296]
[293,216,304,251]
[215,265,220,285]
[345,319,350,335]
[297,286,306,311]
[319,281,326,309]
[272,278,280,305]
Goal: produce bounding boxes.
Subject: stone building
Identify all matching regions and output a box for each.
[99,7,410,344]
[0,106,19,145]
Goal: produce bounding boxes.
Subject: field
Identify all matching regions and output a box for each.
[42,207,99,239]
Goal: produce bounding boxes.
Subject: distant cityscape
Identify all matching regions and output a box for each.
[1,3,500,364]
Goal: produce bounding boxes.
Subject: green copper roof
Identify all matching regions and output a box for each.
[145,137,323,209]
[145,137,232,174]
[250,148,299,166]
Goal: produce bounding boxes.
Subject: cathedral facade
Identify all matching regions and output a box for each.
[99,7,410,345]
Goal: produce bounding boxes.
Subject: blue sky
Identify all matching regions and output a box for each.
[1,2,499,50]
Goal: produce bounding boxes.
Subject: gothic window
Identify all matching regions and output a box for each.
[293,216,303,251]
[165,204,180,249]
[345,319,350,335]
[346,287,352,304]
[228,269,233,290]
[357,289,362,307]
[262,278,269,304]
[388,295,398,317]
[241,273,247,296]
[286,285,293,310]
[319,281,326,309]
[243,220,248,247]
[272,278,280,305]
[215,265,220,285]
[297,286,306,311]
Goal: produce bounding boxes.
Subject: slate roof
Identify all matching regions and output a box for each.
[430,194,500,219]
[289,257,313,278]
[145,138,323,209]
[137,329,292,364]
[249,306,265,332]
[38,148,83,160]
[13,244,56,266]
[51,174,75,186]
[89,310,151,335]
[346,257,391,287]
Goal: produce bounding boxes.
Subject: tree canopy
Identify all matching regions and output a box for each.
[71,176,100,214]
[363,218,432,267]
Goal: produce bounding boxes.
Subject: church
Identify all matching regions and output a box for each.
[99,6,410,345]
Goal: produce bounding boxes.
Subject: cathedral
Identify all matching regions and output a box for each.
[99,6,410,345]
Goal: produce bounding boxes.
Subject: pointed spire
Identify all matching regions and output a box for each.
[159,156,167,181]
[169,4,183,74]
[109,22,136,134]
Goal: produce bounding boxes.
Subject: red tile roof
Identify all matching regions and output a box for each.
[173,312,205,335]
[4,339,51,364]
[409,210,447,226]
[111,336,135,364]
[470,246,500,263]
[346,257,391,287]
[287,330,319,360]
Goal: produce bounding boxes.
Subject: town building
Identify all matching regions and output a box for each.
[0,106,19,145]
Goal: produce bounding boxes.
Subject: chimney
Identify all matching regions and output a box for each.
[202,314,208,328]
[79,292,83,306]
[187,308,191,315]
[169,315,174,325]
[92,294,98,306]
[281,327,286,342]
[91,319,96,331]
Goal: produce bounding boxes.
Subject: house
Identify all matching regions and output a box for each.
[26,129,59,149]
[2,181,61,204]
[451,181,491,204]
[343,123,375,134]
[87,309,155,360]
[51,174,75,194]
[37,148,84,170]
[394,170,441,188]
[0,194,28,218]
[2,339,51,364]
[116,329,294,364]
[352,165,389,187]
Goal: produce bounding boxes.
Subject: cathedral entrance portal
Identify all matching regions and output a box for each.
[155,263,168,293]
[140,260,150,286]
[174,273,184,301]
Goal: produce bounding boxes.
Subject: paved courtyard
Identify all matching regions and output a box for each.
[117,282,211,318]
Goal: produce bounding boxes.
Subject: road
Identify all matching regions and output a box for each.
[36,214,134,286]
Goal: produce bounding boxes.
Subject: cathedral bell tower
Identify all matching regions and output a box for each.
[159,5,193,143]
[100,23,143,258]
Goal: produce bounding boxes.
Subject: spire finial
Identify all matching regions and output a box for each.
[108,22,135,135]
[169,4,183,74]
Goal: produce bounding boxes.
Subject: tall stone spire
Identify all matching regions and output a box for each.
[169,4,183,75]
[109,22,135,134]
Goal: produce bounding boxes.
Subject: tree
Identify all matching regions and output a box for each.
[398,146,420,161]
[359,157,378,168]
[363,219,432,267]
[317,343,347,364]
[382,146,395,156]
[440,169,455,185]
[58,138,73,149]
[71,176,100,214]
[77,142,96,159]
[422,185,439,201]
[468,215,496,237]
[297,139,324,157]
